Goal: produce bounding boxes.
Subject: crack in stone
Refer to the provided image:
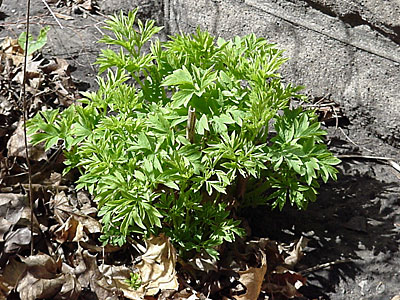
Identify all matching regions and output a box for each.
[245,0,400,63]
[303,0,400,45]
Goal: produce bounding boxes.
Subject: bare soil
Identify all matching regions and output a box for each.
[1,1,399,299]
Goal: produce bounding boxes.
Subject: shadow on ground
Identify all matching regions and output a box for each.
[241,160,400,299]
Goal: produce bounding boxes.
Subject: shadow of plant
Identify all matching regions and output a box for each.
[240,160,400,299]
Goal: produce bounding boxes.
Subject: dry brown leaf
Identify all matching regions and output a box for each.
[19,252,62,274]
[13,58,44,84]
[54,212,101,245]
[76,250,115,298]
[284,236,309,268]
[7,120,47,160]
[52,58,70,75]
[0,257,26,297]
[171,290,204,299]
[265,266,306,298]
[53,12,74,20]
[17,272,66,300]
[51,192,72,223]
[79,0,94,10]
[0,37,30,67]
[77,249,135,300]
[251,238,284,270]
[0,193,30,241]
[243,237,307,299]
[51,192,101,233]
[56,273,80,300]
[136,234,179,296]
[73,213,102,233]
[54,216,84,243]
[264,282,300,299]
[0,98,13,117]
[76,191,97,215]
[40,58,69,76]
[188,251,218,273]
[16,253,67,300]
[234,252,267,300]
[100,265,145,300]
[78,241,122,253]
[44,172,63,186]
[3,227,31,253]
[0,218,13,241]
[29,76,42,89]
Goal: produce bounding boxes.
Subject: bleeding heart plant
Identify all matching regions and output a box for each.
[27,9,340,259]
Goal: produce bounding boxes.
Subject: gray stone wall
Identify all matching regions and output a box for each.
[164,0,400,149]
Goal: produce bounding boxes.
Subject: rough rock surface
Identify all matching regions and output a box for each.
[165,0,400,149]
[100,0,164,24]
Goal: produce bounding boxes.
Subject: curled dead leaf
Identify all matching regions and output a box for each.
[265,266,307,299]
[77,249,143,300]
[188,251,218,273]
[15,253,75,300]
[284,236,309,268]
[18,272,66,300]
[7,120,47,160]
[4,227,31,253]
[0,193,31,241]
[54,216,85,243]
[41,57,78,106]
[58,273,81,300]
[51,192,101,231]
[53,12,75,20]
[171,290,204,299]
[233,252,267,300]
[0,218,13,241]
[136,234,179,296]
[100,264,145,300]
[54,211,101,244]
[0,257,26,298]
[0,37,30,67]
[13,58,44,85]
[19,253,62,274]
[51,192,72,223]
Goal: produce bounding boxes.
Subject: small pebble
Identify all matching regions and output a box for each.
[357,241,366,250]
[376,281,385,294]
[358,280,369,296]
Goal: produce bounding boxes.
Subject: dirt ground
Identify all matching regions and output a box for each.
[1,1,399,299]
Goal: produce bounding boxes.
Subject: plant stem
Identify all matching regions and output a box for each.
[187,106,196,143]
[22,0,34,256]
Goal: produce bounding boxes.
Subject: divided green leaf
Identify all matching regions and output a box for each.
[27,9,340,259]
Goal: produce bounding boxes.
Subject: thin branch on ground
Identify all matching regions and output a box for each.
[338,154,397,161]
[22,0,34,256]
[0,183,70,193]
[40,0,64,29]
[338,154,400,174]
[300,258,353,275]
[339,127,374,153]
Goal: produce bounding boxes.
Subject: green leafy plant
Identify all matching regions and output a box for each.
[18,26,50,55]
[125,272,141,290]
[27,9,340,259]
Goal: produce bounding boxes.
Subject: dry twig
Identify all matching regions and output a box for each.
[40,0,64,29]
[300,258,353,275]
[22,0,34,256]
[338,154,400,174]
